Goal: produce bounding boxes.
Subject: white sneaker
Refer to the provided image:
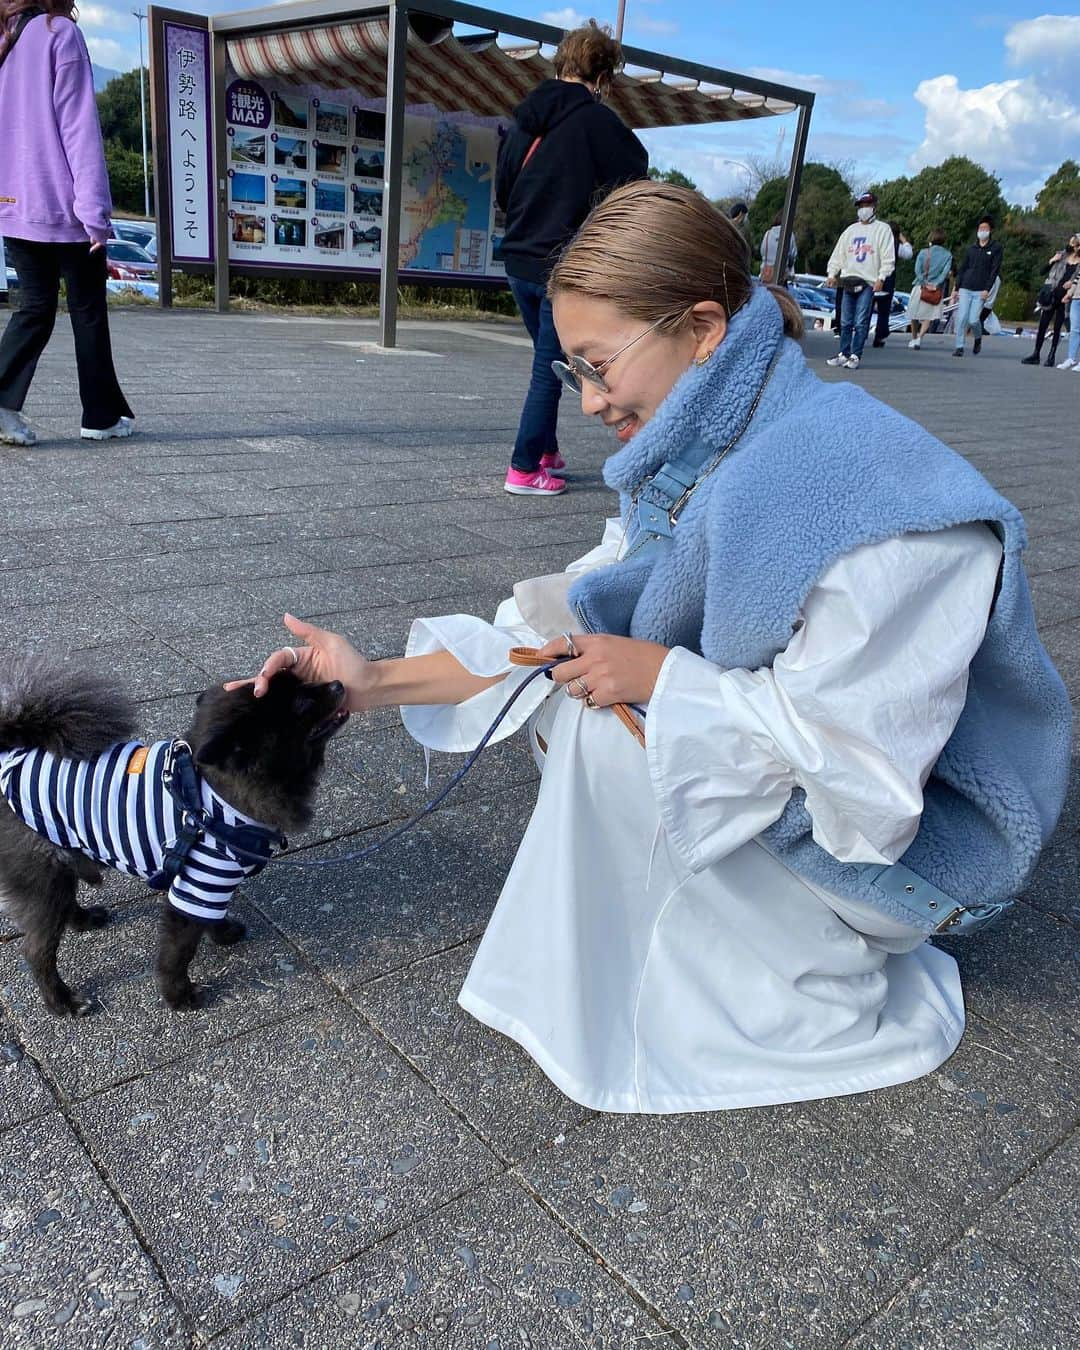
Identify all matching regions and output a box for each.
[908,338,921,349]
[845,355,861,370]
[80,416,134,441]
[1073,361,1080,373]
[826,354,849,367]
[0,407,36,446]
[1056,357,1077,370]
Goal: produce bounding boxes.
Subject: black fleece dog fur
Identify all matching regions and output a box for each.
[0,657,347,1014]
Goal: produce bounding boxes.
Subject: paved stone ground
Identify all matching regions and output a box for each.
[0,305,1076,1349]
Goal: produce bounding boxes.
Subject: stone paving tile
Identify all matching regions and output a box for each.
[21,597,147,652]
[935,908,1079,1070]
[0,1014,55,1134]
[0,898,330,1099]
[0,1113,187,1348]
[802,1016,1077,1219]
[521,1109,957,1348]
[848,1233,1079,1350]
[217,1176,666,1348]
[354,943,591,1162]
[248,825,504,993]
[72,1004,500,1336]
[105,582,281,639]
[971,1129,1078,1297]
[1018,833,1080,926]
[50,637,214,698]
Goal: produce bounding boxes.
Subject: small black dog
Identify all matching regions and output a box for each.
[0,657,348,1014]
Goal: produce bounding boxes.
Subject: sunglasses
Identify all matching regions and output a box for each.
[551,316,668,394]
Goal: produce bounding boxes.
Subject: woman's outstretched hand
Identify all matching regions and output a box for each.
[536,633,670,707]
[224,613,374,706]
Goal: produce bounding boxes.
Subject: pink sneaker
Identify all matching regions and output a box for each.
[504,466,566,496]
[540,450,566,472]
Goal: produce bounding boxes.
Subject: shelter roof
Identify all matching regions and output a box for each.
[222,9,801,128]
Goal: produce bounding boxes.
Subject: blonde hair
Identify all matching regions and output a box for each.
[548,180,804,340]
[552,19,622,98]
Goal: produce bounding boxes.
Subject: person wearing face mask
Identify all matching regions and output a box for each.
[871,225,913,347]
[1021,238,1080,368]
[951,217,1003,357]
[494,20,647,497]
[233,182,1069,1116]
[906,227,953,349]
[824,193,895,370]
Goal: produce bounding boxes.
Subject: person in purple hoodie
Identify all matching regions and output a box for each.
[0,0,133,446]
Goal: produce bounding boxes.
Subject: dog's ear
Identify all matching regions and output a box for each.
[195,729,252,770]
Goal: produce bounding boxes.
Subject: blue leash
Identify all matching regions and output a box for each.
[182,658,566,872]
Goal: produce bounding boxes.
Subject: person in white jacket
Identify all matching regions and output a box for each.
[824,191,895,371]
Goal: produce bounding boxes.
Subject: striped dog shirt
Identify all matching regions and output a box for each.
[0,740,269,922]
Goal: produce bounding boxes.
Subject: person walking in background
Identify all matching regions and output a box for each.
[824,192,895,371]
[1022,238,1079,368]
[759,211,796,285]
[0,0,133,446]
[907,228,953,349]
[951,217,1003,358]
[871,225,912,348]
[1058,265,1080,374]
[494,19,646,497]
[728,200,750,248]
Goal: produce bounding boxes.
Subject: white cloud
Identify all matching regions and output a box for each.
[78,5,129,31]
[746,66,856,98]
[911,72,1080,199]
[85,35,130,68]
[539,8,586,28]
[1005,14,1080,88]
[632,17,679,36]
[911,16,1080,203]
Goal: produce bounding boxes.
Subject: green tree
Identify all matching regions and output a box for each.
[96,69,149,153]
[747,162,853,273]
[647,165,698,191]
[104,140,153,215]
[870,156,1007,271]
[1035,160,1080,220]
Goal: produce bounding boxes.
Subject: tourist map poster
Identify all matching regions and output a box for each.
[223,65,506,276]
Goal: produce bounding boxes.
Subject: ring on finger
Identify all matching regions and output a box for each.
[284,646,299,669]
[585,693,598,709]
[569,676,589,699]
[561,631,579,659]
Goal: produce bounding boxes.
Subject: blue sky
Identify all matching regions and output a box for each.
[84,2,1080,204]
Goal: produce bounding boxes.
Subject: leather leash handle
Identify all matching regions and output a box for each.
[508,648,646,748]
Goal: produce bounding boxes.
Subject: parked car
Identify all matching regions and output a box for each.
[111,220,157,258]
[105,239,157,278]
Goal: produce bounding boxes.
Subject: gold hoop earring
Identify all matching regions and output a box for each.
[692,348,715,367]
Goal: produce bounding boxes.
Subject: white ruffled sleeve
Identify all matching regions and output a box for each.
[645,523,1003,874]
[400,519,626,754]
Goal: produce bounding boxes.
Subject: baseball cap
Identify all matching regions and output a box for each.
[855,191,878,206]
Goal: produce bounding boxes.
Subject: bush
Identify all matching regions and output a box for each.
[995,281,1034,323]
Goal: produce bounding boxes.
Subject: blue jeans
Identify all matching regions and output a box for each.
[1068,297,1080,364]
[508,275,562,473]
[839,284,875,358]
[954,288,984,347]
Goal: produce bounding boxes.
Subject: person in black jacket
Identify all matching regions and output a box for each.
[495,20,647,495]
[951,216,1003,356]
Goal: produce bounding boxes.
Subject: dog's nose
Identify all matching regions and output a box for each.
[327,681,344,697]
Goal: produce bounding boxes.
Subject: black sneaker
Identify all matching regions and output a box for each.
[973,338,982,355]
[1021,354,1040,365]
[1044,353,1057,367]
[872,339,886,348]
[953,349,964,357]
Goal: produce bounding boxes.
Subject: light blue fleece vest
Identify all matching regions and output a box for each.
[570,284,1072,933]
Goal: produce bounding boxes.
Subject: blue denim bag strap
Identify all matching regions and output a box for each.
[857,861,1011,934]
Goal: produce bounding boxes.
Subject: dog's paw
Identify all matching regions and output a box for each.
[163,982,208,1012]
[44,983,97,1018]
[210,918,247,947]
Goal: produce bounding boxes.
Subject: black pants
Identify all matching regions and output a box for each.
[872,275,896,344]
[0,238,133,430]
[1031,302,1068,358]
